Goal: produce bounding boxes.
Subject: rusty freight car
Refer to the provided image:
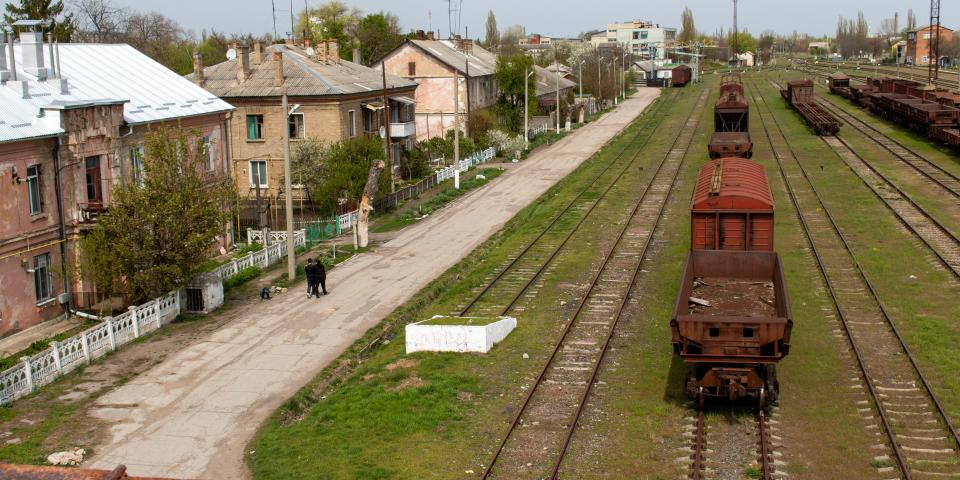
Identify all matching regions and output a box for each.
[715,74,749,132]
[782,79,840,135]
[672,65,692,87]
[708,132,753,159]
[691,158,773,250]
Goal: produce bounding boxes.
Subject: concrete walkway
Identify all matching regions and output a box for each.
[89,90,660,479]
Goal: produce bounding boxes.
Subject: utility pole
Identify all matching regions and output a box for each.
[281,93,296,281]
[598,57,603,109]
[289,0,294,40]
[732,0,739,64]
[271,0,278,40]
[929,0,941,84]
[453,69,460,189]
[382,62,394,193]
[524,66,533,150]
[555,46,561,134]
[579,60,584,100]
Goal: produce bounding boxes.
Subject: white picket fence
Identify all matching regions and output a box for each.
[0,229,308,405]
[529,124,548,138]
[435,147,497,183]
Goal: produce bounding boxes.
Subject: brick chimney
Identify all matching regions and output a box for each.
[236,44,251,83]
[328,40,340,64]
[19,29,47,80]
[428,31,435,41]
[316,41,327,63]
[192,51,205,85]
[415,30,425,40]
[252,42,263,65]
[273,51,284,87]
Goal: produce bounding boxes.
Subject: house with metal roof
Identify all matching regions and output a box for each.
[377,33,499,140]
[0,25,233,338]
[195,40,418,221]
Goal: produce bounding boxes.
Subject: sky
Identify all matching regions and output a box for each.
[60,0,960,41]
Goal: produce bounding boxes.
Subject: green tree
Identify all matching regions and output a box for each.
[295,0,361,59]
[493,53,537,133]
[356,12,403,64]
[293,136,389,216]
[679,7,696,45]
[78,126,236,303]
[729,31,757,55]
[484,10,499,49]
[4,0,75,41]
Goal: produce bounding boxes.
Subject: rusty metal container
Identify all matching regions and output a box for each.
[691,158,773,250]
[784,80,814,104]
[670,250,792,405]
[672,65,692,87]
[708,132,753,159]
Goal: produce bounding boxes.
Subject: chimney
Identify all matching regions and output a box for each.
[6,32,16,82]
[273,51,284,87]
[252,42,263,65]
[46,33,56,79]
[428,31,435,41]
[352,48,361,64]
[236,44,250,83]
[192,51,205,85]
[329,40,340,64]
[19,29,47,80]
[416,30,425,40]
[0,32,9,82]
[316,41,327,63]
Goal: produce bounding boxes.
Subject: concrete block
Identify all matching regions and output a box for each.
[405,316,517,354]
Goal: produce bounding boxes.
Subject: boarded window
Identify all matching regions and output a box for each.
[408,62,416,76]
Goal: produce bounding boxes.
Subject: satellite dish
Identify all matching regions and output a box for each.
[226,48,237,61]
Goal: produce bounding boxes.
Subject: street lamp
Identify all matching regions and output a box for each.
[282,94,297,281]
[598,57,606,110]
[524,67,535,150]
[622,51,629,99]
[578,60,585,101]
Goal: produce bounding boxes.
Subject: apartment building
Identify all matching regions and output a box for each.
[905,25,954,66]
[0,23,233,337]
[591,20,677,60]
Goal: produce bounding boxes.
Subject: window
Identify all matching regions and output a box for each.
[709,327,720,337]
[203,136,215,171]
[922,56,929,63]
[130,146,144,185]
[640,31,648,40]
[34,253,53,303]
[85,156,102,203]
[288,114,304,139]
[246,114,264,140]
[923,33,932,40]
[348,110,356,137]
[632,31,640,40]
[408,61,416,76]
[743,328,754,338]
[250,160,267,188]
[26,165,42,215]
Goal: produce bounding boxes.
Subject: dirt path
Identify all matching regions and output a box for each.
[88,90,660,479]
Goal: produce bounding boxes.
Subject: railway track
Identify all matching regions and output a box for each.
[796,60,960,92]
[750,78,960,480]
[688,409,776,480]
[770,80,960,279]
[456,90,676,319]
[480,87,711,479]
[813,94,960,199]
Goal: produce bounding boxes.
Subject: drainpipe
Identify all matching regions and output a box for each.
[53,136,71,319]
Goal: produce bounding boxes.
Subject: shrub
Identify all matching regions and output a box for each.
[486,129,525,155]
[223,266,262,290]
[235,242,263,257]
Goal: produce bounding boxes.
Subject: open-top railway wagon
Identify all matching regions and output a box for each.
[781,79,840,135]
[672,158,792,409]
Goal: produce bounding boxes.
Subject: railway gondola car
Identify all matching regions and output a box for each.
[715,74,749,132]
[672,158,792,409]
[782,80,840,135]
[827,72,852,99]
[708,132,753,159]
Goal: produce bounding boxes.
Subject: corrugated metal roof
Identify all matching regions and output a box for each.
[0,87,62,143]
[1,42,232,142]
[197,44,416,99]
[534,65,576,98]
[692,158,773,211]
[408,40,497,77]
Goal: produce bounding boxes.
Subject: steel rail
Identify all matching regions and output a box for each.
[457,91,675,317]
[753,76,960,478]
[757,411,774,480]
[480,87,711,479]
[689,411,707,479]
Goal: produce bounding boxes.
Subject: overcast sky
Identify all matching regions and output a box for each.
[67,1,960,40]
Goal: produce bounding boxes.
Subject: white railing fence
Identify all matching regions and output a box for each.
[435,147,497,183]
[0,229,307,405]
[221,230,306,281]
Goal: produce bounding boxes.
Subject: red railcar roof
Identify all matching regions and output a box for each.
[693,158,774,212]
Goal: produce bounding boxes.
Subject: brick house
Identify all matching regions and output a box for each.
[195,41,418,223]
[0,27,233,338]
[905,25,954,66]
[377,33,499,141]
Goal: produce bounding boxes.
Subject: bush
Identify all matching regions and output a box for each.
[486,129,525,155]
[223,266,262,290]
[235,242,263,257]
[468,110,497,147]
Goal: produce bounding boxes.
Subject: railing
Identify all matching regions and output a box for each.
[435,147,497,183]
[0,229,307,405]
[245,228,307,246]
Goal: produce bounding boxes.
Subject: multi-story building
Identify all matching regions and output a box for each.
[0,25,233,338]
[591,20,677,60]
[377,33,498,141]
[196,41,418,213]
[905,25,954,66]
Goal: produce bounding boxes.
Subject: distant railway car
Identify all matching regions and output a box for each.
[828,73,851,98]
[672,65,692,87]
[716,75,749,132]
[691,158,772,251]
[671,250,792,408]
[708,132,754,159]
[782,80,840,135]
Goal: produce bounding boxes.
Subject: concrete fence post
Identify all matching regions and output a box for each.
[106,317,116,351]
[50,341,62,374]
[21,357,34,393]
[174,291,181,317]
[80,332,91,363]
[247,228,253,244]
[129,306,140,338]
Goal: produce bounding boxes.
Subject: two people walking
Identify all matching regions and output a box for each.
[305,258,328,298]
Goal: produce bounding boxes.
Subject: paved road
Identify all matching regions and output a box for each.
[89,90,659,479]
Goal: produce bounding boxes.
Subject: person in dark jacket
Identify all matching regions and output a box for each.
[305,258,318,298]
[315,259,328,296]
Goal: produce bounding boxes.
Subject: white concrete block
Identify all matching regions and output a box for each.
[405,316,517,354]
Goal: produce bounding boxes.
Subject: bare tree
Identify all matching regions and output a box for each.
[679,7,696,44]
[72,0,128,42]
[484,10,499,49]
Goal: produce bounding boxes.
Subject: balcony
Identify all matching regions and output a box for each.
[79,202,107,224]
[390,121,416,138]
